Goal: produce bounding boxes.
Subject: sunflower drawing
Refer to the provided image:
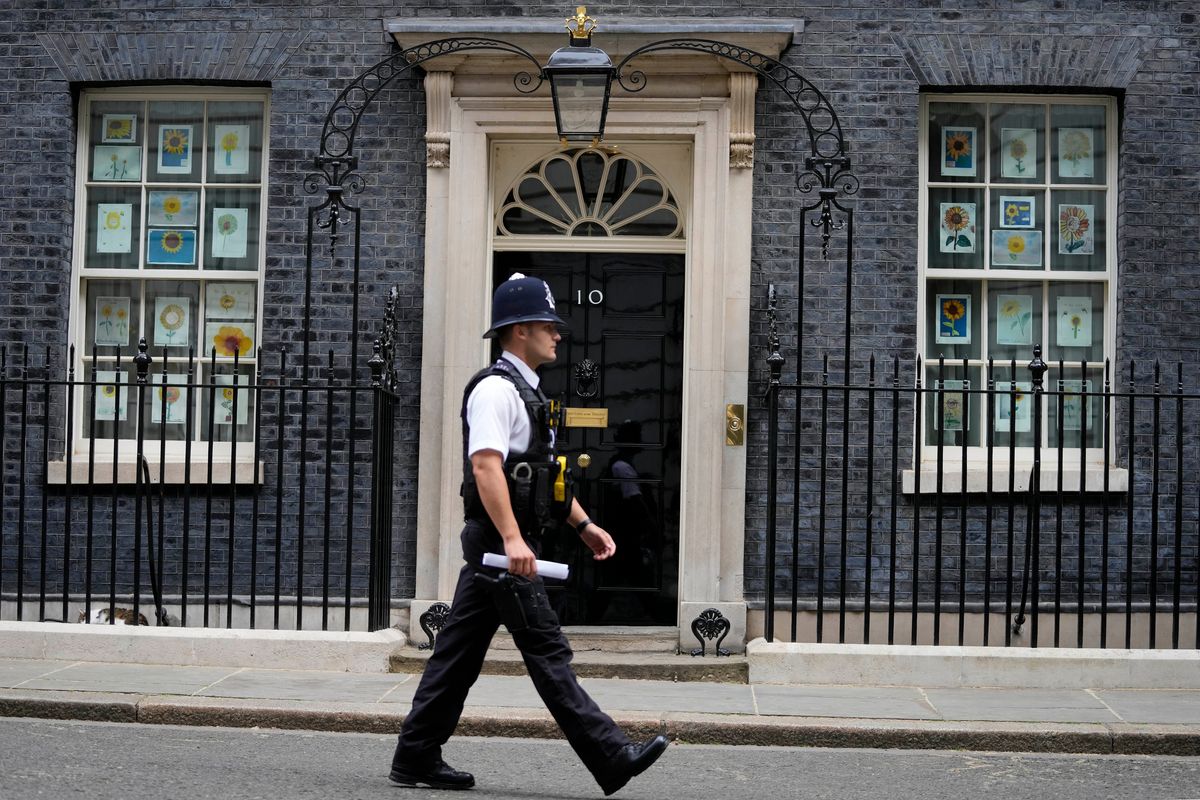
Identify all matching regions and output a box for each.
[942,205,972,251]
[162,129,188,155]
[999,297,1031,339]
[940,297,967,338]
[98,303,114,336]
[105,117,132,141]
[161,195,182,220]
[104,210,123,230]
[220,293,237,311]
[160,230,184,254]
[945,131,971,166]
[216,214,238,237]
[1009,136,1028,174]
[1004,234,1027,263]
[159,303,185,343]
[221,131,240,166]
[215,213,239,256]
[1062,130,1090,163]
[1059,206,1090,253]
[212,325,253,357]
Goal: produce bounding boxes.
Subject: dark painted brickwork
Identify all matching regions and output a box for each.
[1,2,1198,619]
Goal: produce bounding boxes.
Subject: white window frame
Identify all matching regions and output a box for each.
[66,86,270,467]
[910,92,1121,492]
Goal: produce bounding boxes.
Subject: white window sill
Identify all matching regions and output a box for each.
[48,457,264,486]
[902,465,1128,495]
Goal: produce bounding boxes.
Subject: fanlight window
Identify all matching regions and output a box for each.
[497,149,682,238]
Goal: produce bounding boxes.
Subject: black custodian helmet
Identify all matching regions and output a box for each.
[483,273,566,339]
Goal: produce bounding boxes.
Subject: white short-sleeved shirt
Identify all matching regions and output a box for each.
[466,352,547,461]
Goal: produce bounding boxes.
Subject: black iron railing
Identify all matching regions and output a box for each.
[763,296,1200,650]
[0,300,402,632]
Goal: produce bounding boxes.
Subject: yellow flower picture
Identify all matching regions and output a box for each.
[101,114,137,144]
[1000,128,1036,178]
[1057,204,1094,255]
[939,202,976,253]
[935,293,971,344]
[941,126,976,176]
[157,125,192,173]
[991,229,1042,267]
[210,324,254,358]
[154,296,191,347]
[148,191,197,226]
[1058,127,1094,178]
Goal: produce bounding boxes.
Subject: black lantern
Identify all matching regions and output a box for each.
[543,6,615,145]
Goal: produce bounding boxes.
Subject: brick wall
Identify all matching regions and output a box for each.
[1,1,1197,621]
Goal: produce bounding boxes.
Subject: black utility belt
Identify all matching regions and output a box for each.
[505,456,573,532]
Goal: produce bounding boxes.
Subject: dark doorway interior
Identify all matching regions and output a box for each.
[493,251,685,625]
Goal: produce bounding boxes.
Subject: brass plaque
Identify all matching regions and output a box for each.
[565,407,609,428]
[726,404,745,446]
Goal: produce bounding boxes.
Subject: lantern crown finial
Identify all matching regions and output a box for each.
[566,6,597,43]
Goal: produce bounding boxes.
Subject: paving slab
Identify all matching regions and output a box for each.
[16,662,237,695]
[0,659,76,689]
[1092,690,1200,724]
[922,688,1119,723]
[578,676,755,714]
[196,669,414,703]
[753,685,939,720]
[458,675,545,709]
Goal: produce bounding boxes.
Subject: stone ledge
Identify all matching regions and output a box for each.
[747,640,1200,690]
[0,622,405,673]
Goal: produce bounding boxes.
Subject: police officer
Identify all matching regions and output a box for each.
[389,274,668,795]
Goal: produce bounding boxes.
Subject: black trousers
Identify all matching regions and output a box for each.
[392,520,631,781]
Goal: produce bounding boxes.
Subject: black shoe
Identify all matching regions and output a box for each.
[598,735,669,796]
[388,758,475,790]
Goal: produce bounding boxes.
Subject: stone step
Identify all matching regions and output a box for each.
[390,647,748,683]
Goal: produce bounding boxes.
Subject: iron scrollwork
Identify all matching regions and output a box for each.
[417,602,452,650]
[614,38,859,259]
[690,607,731,657]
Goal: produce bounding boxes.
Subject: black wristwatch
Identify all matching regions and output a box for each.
[574,517,593,536]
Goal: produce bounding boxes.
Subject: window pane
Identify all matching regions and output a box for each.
[204,188,260,271]
[85,187,141,269]
[929,188,984,269]
[990,103,1044,184]
[84,364,133,440]
[926,280,981,361]
[988,194,1044,270]
[199,364,255,443]
[1047,365,1104,449]
[148,101,203,183]
[143,367,192,441]
[987,280,1043,362]
[924,364,981,447]
[202,281,257,361]
[1050,189,1106,271]
[1051,105,1106,185]
[207,101,265,184]
[928,101,986,183]
[988,364,1036,449]
[145,280,200,355]
[1046,281,1105,363]
[88,100,144,183]
[84,279,141,359]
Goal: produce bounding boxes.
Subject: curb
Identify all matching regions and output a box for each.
[3,690,1199,756]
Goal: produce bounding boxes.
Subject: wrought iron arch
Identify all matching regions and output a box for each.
[302,38,545,379]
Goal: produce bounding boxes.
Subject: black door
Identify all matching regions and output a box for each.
[493,251,684,625]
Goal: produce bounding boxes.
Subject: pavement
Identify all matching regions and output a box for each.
[1,656,1199,756]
